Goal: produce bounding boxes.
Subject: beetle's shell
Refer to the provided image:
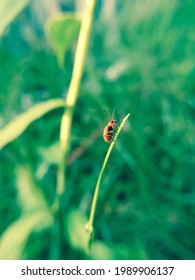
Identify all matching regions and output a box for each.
[103,119,117,143]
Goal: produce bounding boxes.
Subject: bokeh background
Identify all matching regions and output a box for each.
[0,0,195,260]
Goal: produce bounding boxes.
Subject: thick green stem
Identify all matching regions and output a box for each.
[55,0,96,208]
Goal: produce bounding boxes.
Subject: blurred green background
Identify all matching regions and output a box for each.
[0,0,195,260]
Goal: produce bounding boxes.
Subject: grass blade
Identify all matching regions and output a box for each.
[85,113,130,248]
[0,0,29,36]
[0,98,64,149]
[0,211,52,260]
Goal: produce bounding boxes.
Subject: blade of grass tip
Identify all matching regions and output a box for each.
[85,113,130,243]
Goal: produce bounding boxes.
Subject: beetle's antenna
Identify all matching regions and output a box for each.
[102,107,117,120]
[111,107,117,119]
[102,109,110,119]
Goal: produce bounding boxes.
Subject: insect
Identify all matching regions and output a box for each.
[103,109,117,143]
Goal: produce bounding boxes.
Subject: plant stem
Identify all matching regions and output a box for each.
[86,113,130,246]
[55,0,96,209]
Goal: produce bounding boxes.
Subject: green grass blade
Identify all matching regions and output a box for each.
[86,113,130,240]
[0,0,29,36]
[0,211,53,260]
[0,98,65,149]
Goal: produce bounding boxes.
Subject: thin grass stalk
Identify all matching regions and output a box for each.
[86,113,130,249]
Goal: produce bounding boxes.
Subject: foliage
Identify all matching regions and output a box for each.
[45,13,81,67]
[0,0,195,260]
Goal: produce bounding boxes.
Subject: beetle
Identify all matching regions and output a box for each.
[103,115,117,143]
[103,108,118,143]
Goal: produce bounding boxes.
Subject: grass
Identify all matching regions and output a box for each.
[86,113,130,252]
[0,0,195,260]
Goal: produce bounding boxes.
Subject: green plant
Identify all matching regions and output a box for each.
[0,0,97,259]
[1,0,195,260]
[86,113,130,253]
[55,0,96,212]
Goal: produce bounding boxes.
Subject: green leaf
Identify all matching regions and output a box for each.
[45,13,81,66]
[38,142,61,165]
[0,211,53,260]
[92,241,132,260]
[65,209,89,253]
[15,165,48,214]
[0,98,65,150]
[0,0,29,36]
